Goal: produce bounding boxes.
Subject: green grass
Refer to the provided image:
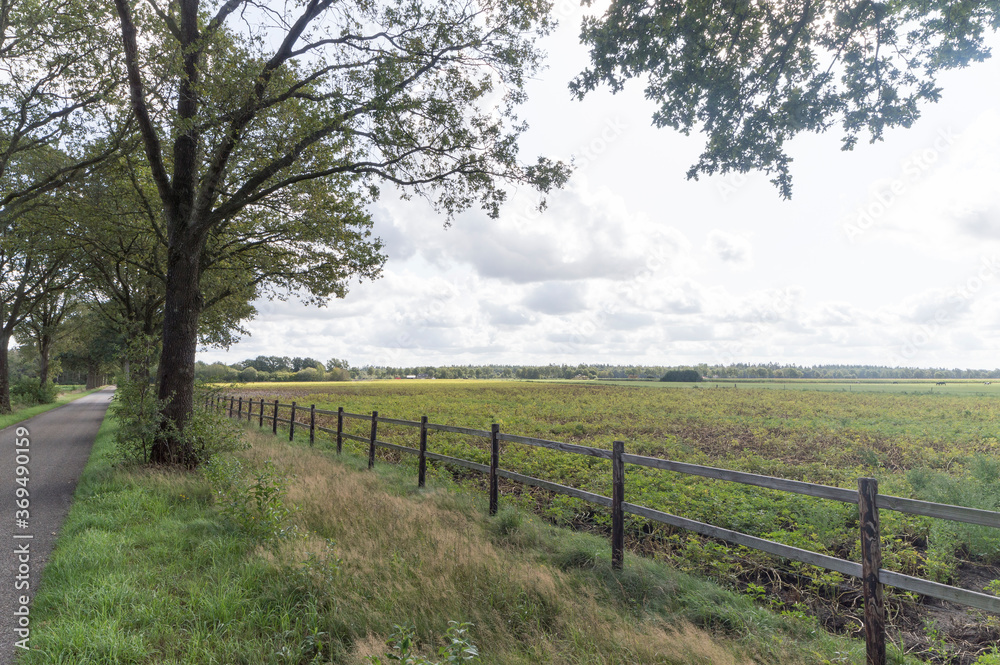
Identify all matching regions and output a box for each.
[24,408,927,664]
[0,386,99,431]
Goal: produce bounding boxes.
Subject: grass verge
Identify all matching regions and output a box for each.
[0,387,101,431]
[24,414,925,664]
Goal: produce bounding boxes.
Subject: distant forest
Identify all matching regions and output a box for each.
[192,357,1000,383]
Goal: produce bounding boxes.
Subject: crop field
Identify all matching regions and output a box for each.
[225,379,1000,660]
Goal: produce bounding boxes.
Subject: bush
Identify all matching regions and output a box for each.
[238,366,258,382]
[327,367,351,381]
[11,378,57,405]
[113,335,247,464]
[202,457,295,543]
[111,335,166,463]
[660,369,703,382]
[294,367,323,381]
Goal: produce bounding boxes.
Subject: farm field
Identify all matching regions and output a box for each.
[571,378,1000,397]
[224,379,1000,660]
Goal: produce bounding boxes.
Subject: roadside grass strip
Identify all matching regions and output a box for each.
[22,414,924,664]
[0,387,99,432]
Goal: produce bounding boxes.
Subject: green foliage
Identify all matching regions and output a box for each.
[110,337,164,463]
[201,457,296,543]
[113,337,248,464]
[10,377,57,405]
[660,369,702,382]
[573,0,1000,197]
[973,647,1000,664]
[368,622,480,665]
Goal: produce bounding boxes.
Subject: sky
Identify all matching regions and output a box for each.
[198,6,1000,371]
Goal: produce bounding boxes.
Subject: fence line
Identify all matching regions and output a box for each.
[205,392,1000,665]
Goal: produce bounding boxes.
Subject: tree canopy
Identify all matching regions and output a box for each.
[573,0,1000,197]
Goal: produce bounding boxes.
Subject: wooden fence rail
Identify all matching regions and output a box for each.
[207,393,1000,665]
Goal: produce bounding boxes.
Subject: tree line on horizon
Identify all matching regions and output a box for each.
[194,359,1000,383]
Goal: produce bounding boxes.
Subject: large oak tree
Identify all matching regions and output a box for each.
[572,0,1000,197]
[112,0,568,462]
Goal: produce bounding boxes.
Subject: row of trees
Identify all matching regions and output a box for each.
[3,0,996,464]
[192,361,1000,383]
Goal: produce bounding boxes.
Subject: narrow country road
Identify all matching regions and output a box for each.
[0,387,115,664]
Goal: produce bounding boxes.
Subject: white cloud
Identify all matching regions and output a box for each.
[705,229,753,267]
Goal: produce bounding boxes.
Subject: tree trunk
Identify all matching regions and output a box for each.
[38,334,52,385]
[0,336,10,414]
[86,364,103,389]
[151,237,204,465]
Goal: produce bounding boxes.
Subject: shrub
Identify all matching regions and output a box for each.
[238,366,258,382]
[327,367,351,381]
[113,335,248,464]
[294,367,324,381]
[660,369,703,382]
[111,336,162,463]
[11,378,57,405]
[202,457,296,543]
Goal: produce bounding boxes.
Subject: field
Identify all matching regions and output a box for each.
[226,379,1000,661]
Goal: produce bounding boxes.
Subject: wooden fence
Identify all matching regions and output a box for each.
[207,393,1000,665]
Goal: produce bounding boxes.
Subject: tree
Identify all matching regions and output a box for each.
[0,0,125,214]
[0,206,77,412]
[660,369,702,382]
[16,289,78,385]
[57,306,123,390]
[113,0,569,462]
[572,1,1000,197]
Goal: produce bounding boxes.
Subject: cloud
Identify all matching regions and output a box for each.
[484,303,535,327]
[705,230,753,267]
[958,206,1000,239]
[523,282,587,315]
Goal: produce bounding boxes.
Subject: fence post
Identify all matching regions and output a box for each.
[229,396,234,418]
[612,440,625,570]
[336,407,344,454]
[248,398,253,423]
[237,397,242,420]
[368,411,378,469]
[289,402,297,441]
[272,399,279,434]
[309,405,316,446]
[489,424,500,515]
[418,416,428,488]
[858,477,886,665]
[259,398,264,428]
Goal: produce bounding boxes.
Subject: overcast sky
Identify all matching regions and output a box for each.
[199,8,1000,370]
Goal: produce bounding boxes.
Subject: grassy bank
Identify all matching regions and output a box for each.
[0,386,99,431]
[22,409,926,665]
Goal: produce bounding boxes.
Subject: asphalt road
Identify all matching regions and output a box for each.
[0,388,114,664]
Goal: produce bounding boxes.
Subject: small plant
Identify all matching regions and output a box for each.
[202,457,296,543]
[973,646,1000,665]
[110,335,165,463]
[368,622,480,665]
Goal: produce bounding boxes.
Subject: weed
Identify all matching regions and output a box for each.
[368,622,480,665]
